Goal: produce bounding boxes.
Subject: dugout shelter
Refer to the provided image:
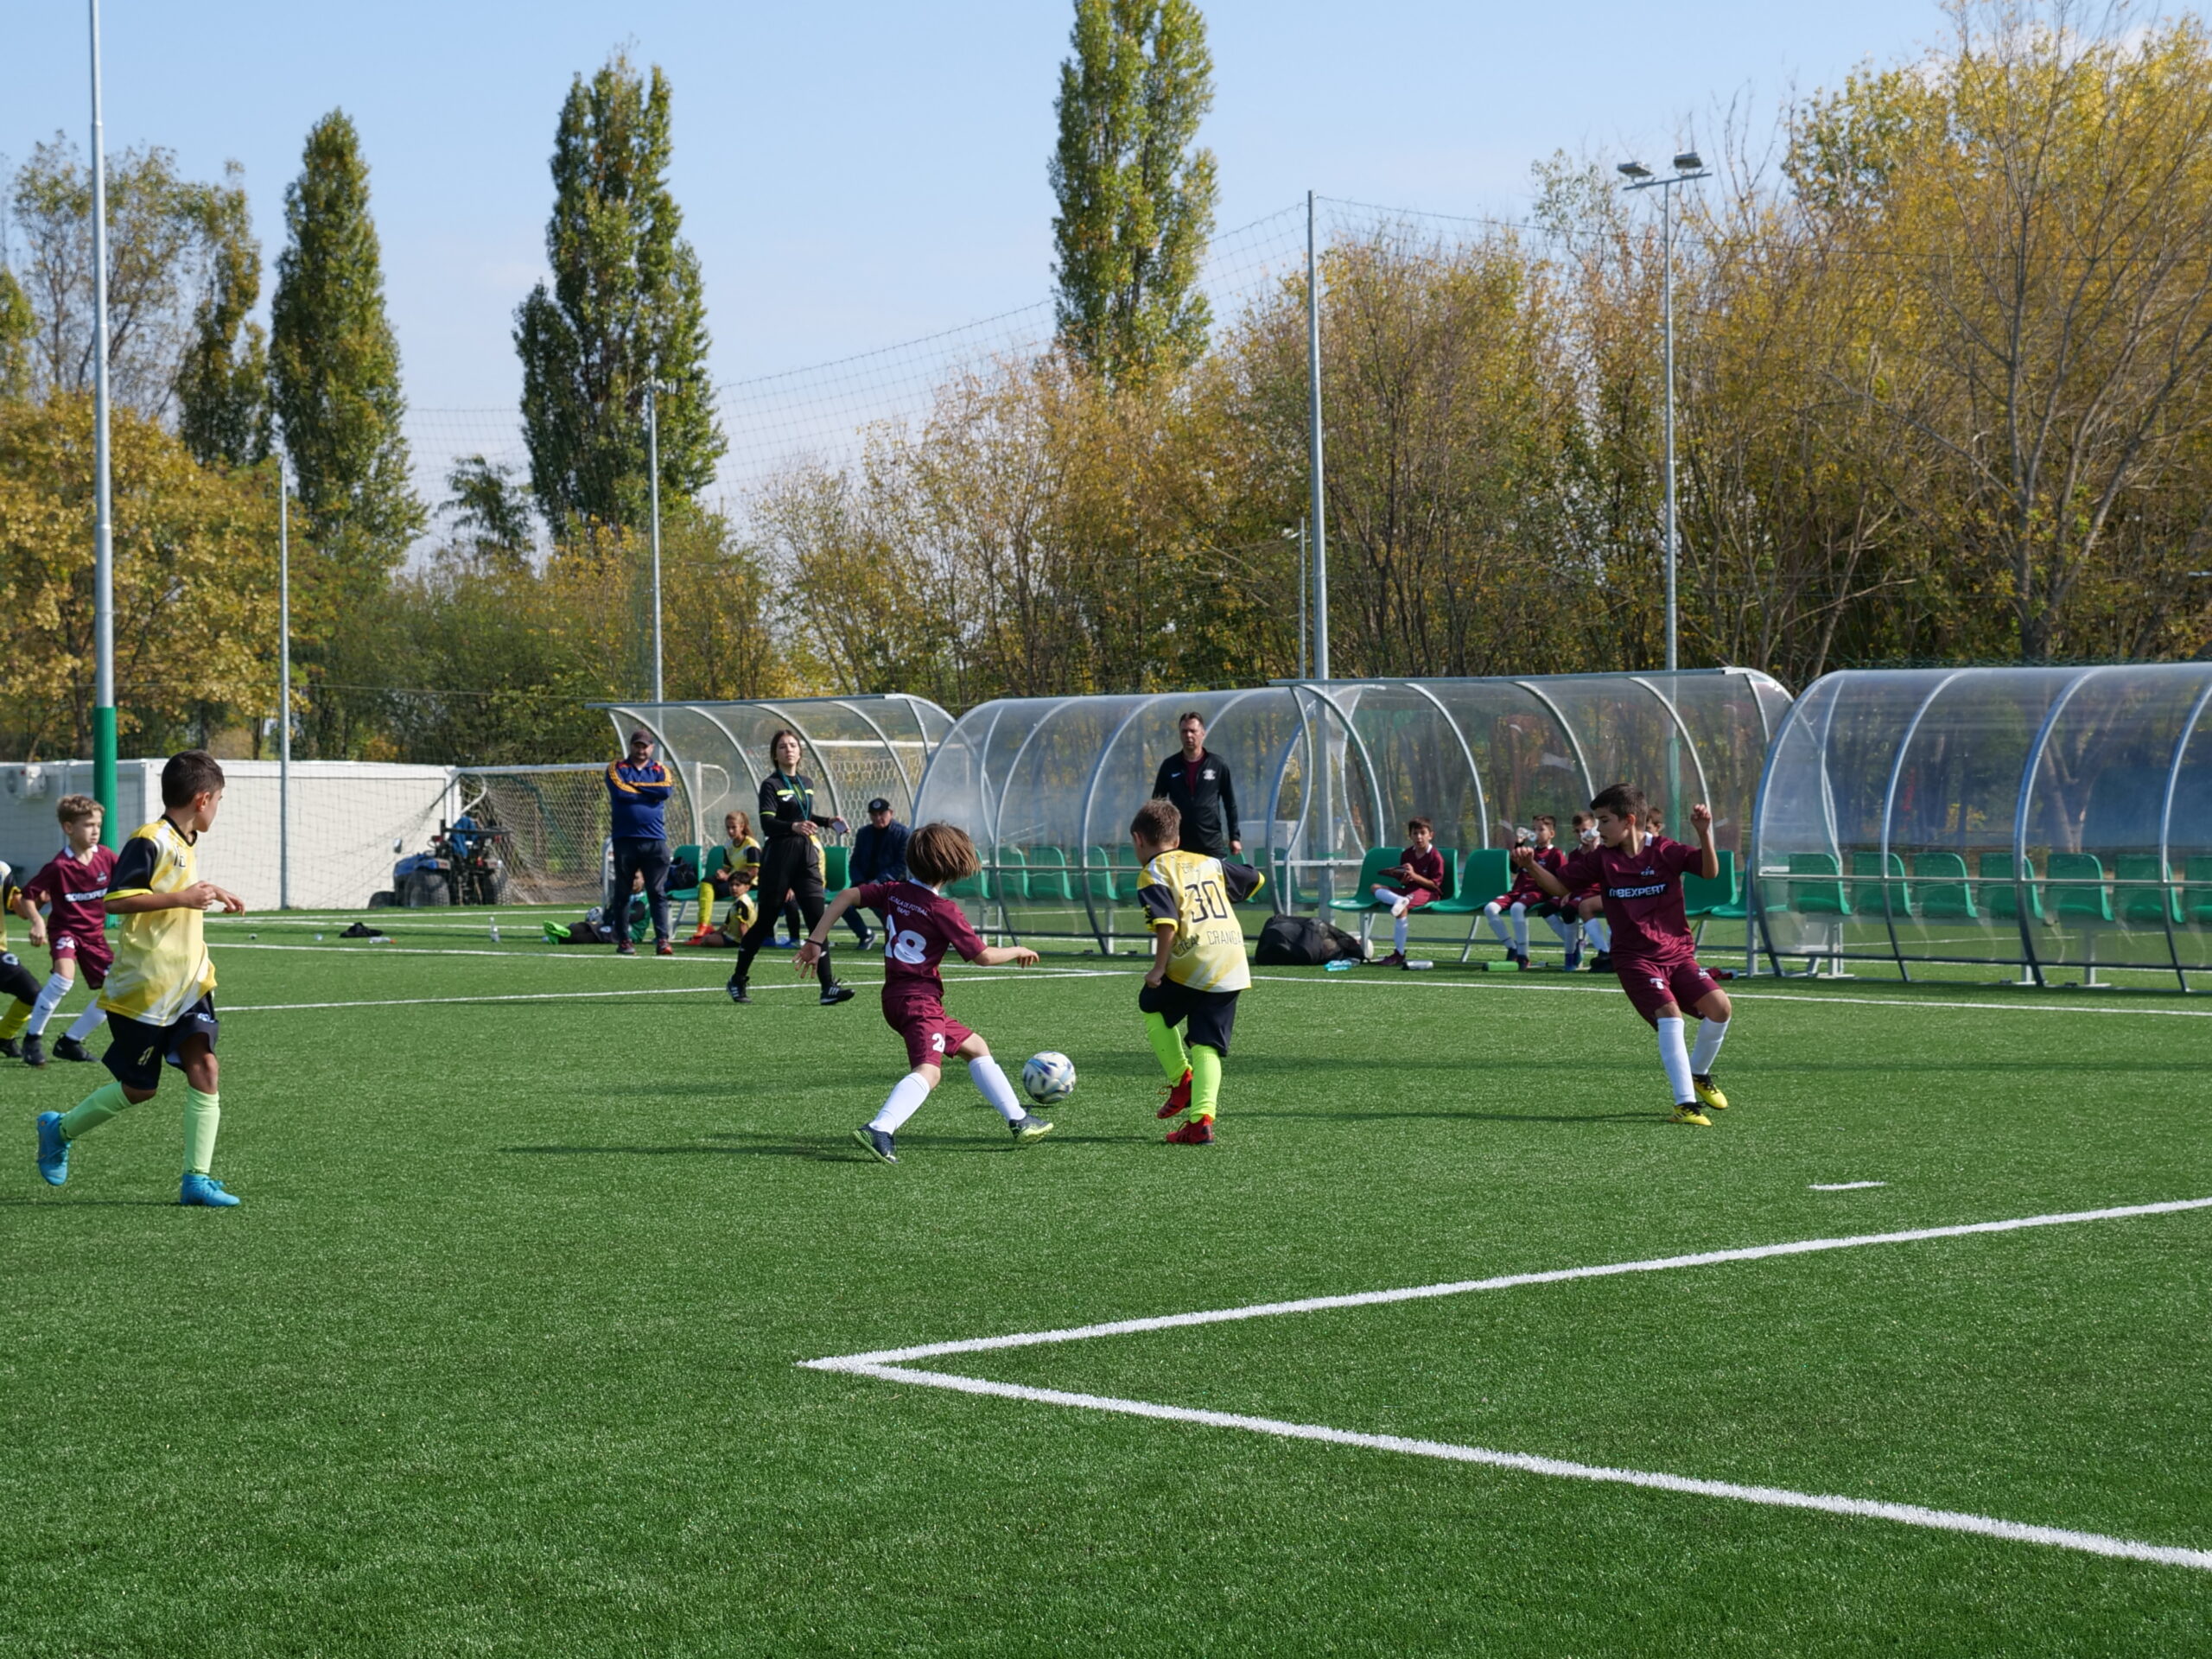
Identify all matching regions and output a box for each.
[1752,664,2212,987]
[911,670,1789,950]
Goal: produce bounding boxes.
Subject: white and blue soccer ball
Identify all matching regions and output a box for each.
[1021,1051,1077,1104]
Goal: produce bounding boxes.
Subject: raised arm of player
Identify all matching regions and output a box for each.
[795,887,861,974]
[1690,803,1720,880]
[1512,845,1571,901]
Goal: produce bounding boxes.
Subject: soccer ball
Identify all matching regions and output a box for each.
[1021,1051,1077,1104]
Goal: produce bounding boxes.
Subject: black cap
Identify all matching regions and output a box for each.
[867,798,892,813]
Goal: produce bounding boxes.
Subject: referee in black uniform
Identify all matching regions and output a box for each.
[1151,711,1242,859]
[729,730,855,1007]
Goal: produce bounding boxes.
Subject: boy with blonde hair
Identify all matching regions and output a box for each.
[35,752,247,1205]
[14,793,118,1066]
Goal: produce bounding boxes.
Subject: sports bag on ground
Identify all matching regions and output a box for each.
[1255,913,1367,966]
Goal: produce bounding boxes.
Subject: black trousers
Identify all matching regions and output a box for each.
[0,950,39,1007]
[611,836,671,944]
[737,837,833,988]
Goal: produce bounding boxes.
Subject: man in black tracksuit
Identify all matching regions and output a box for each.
[1151,711,1241,860]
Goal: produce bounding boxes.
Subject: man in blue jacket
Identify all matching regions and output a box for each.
[847,798,910,951]
[606,728,676,957]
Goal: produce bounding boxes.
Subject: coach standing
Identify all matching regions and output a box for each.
[606,728,676,957]
[1152,711,1241,859]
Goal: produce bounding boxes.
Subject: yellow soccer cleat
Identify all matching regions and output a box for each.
[1693,1074,1730,1112]
[1670,1103,1713,1128]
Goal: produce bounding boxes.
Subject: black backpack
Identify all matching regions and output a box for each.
[1255,913,1367,966]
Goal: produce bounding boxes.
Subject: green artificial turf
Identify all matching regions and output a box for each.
[3,910,2209,1656]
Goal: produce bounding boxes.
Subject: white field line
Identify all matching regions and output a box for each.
[1247,973,2212,1020]
[219,968,1121,1014]
[822,1362,2212,1573]
[812,1196,2212,1368]
[1812,1181,1889,1192]
[804,1197,2212,1572]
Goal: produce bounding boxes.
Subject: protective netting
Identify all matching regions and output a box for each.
[454,764,680,908]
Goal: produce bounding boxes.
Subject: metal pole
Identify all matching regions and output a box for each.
[1662,181,1678,674]
[278,469,291,910]
[1297,519,1309,682]
[88,0,118,848]
[1306,190,1332,907]
[646,383,664,703]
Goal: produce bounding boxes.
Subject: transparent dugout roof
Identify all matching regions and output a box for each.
[1751,664,2212,984]
[912,671,1789,944]
[599,696,955,848]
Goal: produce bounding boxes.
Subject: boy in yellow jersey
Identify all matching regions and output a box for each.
[1132,799,1264,1146]
[0,861,42,1056]
[34,752,246,1206]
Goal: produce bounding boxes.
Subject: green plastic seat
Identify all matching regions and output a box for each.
[1787,852,1850,916]
[820,844,849,892]
[1331,847,1408,913]
[1453,849,1514,912]
[1026,845,1073,904]
[1911,852,1976,921]
[1424,849,1480,915]
[1112,842,1141,902]
[2046,852,2112,924]
[1682,849,1739,918]
[1978,853,2044,922]
[1849,850,1914,918]
[2113,853,2176,927]
[2184,856,2212,925]
[1082,844,1119,903]
[665,842,705,929]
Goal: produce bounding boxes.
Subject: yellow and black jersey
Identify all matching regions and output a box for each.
[0,878,21,951]
[1138,849,1264,993]
[723,889,760,936]
[100,817,216,1027]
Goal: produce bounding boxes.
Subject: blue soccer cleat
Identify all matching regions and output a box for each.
[851,1127,898,1164]
[179,1173,241,1207]
[35,1111,68,1186]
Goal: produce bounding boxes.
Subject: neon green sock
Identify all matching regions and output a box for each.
[1190,1046,1223,1121]
[1144,1011,1189,1083]
[58,1078,131,1141]
[183,1090,220,1176]
[0,999,29,1040]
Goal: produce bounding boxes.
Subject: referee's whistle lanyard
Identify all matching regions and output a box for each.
[772,773,811,834]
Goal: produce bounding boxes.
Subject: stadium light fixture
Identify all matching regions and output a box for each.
[1621,149,1712,675]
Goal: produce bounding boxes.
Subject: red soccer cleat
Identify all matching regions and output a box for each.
[1165,1116,1214,1145]
[1157,1067,1194,1119]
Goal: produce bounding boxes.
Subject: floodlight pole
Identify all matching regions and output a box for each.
[1298,520,1309,681]
[278,467,291,911]
[1622,158,1707,675]
[1307,190,1333,907]
[88,0,118,847]
[646,381,664,703]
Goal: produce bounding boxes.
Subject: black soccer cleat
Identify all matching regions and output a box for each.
[22,1033,46,1068]
[820,982,855,1007]
[52,1036,96,1063]
[727,976,752,1005]
[0,1037,18,1058]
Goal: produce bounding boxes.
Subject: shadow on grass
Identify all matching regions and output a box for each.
[0,1196,186,1207]
[1237,1106,1664,1126]
[501,1129,1129,1161]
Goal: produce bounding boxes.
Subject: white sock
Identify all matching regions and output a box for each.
[1509,902,1529,953]
[63,1003,106,1043]
[1690,1017,1728,1076]
[1588,918,1611,950]
[967,1056,1027,1122]
[1393,912,1410,953]
[26,972,69,1036]
[1545,912,1573,946]
[1657,1016,1695,1105]
[1484,902,1512,946]
[868,1071,934,1135]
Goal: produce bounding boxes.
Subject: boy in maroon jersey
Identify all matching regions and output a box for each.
[1481,815,1570,969]
[798,823,1056,1164]
[1370,817,1445,968]
[1516,783,1734,1126]
[13,794,118,1067]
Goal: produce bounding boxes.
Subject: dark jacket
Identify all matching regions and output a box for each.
[606,759,673,841]
[758,772,835,844]
[850,820,911,885]
[1151,750,1240,858]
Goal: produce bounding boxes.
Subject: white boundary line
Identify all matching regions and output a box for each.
[218,968,1122,1014]
[804,1196,2212,1572]
[1812,1181,1888,1192]
[1246,973,2212,1019]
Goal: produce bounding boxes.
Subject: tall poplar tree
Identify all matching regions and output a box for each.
[268,110,422,563]
[515,51,722,531]
[176,167,270,468]
[1050,0,1218,387]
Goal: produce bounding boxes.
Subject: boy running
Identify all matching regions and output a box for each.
[1516,784,1733,1126]
[14,794,118,1066]
[1134,799,1265,1146]
[0,862,42,1058]
[798,823,1054,1164]
[34,752,247,1204]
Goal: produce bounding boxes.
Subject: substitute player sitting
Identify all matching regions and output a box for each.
[800,823,1055,1165]
[1134,799,1264,1146]
[1370,816,1444,969]
[1516,784,1733,1126]
[35,751,248,1204]
[15,792,118,1066]
[1482,814,1567,969]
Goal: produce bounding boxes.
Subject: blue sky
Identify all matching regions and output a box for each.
[9,1,1950,412]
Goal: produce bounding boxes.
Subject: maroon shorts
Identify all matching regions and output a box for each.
[882,983,975,1071]
[52,933,111,988]
[1617,957,1718,1024]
